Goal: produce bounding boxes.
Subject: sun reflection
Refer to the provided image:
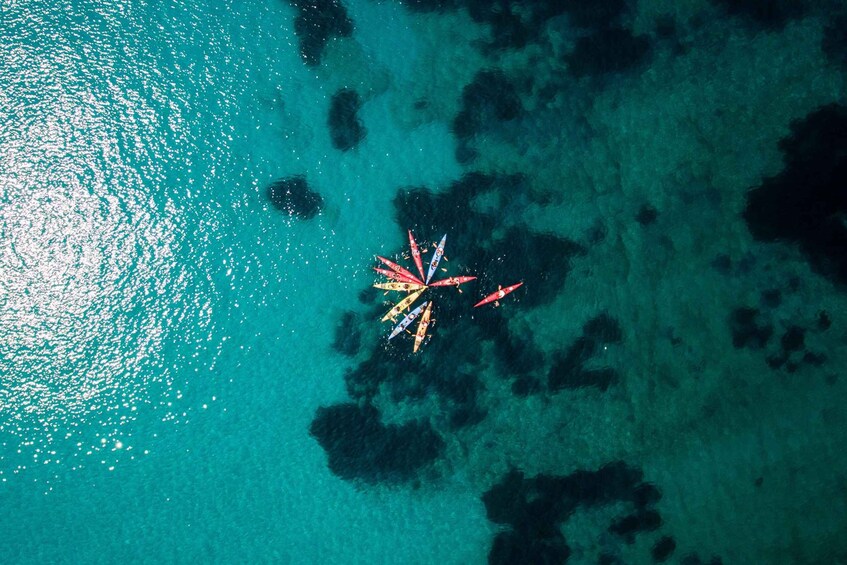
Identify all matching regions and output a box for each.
[0,65,198,482]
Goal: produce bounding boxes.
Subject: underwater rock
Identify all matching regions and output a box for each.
[452,70,522,140]
[636,204,658,226]
[586,220,607,245]
[332,311,361,356]
[483,469,533,526]
[802,351,826,366]
[448,405,487,430]
[549,314,622,392]
[309,402,444,484]
[564,462,647,507]
[548,337,596,389]
[609,510,662,543]
[489,529,570,565]
[566,27,652,78]
[395,0,629,50]
[651,536,676,562]
[729,307,772,349]
[817,310,832,330]
[483,462,646,528]
[395,172,521,234]
[654,16,677,39]
[454,142,478,165]
[743,104,847,287]
[343,346,404,401]
[494,228,583,309]
[482,463,670,564]
[483,9,531,51]
[551,365,617,391]
[396,0,530,49]
[341,312,490,429]
[583,313,623,344]
[766,354,786,370]
[760,289,781,309]
[511,376,543,397]
[780,325,804,353]
[426,369,487,430]
[633,482,662,508]
[710,0,805,30]
[357,287,374,304]
[711,254,732,275]
[266,176,323,219]
[599,554,626,565]
[559,0,629,30]
[822,15,847,70]
[495,329,544,377]
[328,88,366,151]
[289,0,353,67]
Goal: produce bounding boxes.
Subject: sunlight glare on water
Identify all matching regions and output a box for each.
[0,1,221,485]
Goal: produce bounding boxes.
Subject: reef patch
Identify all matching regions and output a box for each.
[266,175,324,219]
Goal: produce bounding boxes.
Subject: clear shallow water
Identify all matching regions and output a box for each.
[1,0,846,563]
[1,1,476,562]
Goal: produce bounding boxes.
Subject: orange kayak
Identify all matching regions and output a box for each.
[413,301,433,353]
[473,282,523,307]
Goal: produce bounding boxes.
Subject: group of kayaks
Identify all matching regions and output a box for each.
[374,230,524,352]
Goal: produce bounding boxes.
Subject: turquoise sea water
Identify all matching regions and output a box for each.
[1,0,846,563]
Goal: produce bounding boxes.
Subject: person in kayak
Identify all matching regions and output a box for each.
[448,277,463,292]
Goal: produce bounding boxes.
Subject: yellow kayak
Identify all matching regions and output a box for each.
[413,301,433,353]
[373,281,427,292]
[381,288,425,322]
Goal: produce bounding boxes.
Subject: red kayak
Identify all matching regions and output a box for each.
[473,282,523,307]
[408,230,426,281]
[376,256,424,285]
[429,276,477,287]
[373,267,421,284]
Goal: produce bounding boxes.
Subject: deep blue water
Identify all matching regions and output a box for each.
[1,0,846,563]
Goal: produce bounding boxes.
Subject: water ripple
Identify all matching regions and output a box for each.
[0,0,220,483]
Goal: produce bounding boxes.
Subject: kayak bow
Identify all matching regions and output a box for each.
[377,256,424,285]
[425,234,447,284]
[381,288,425,321]
[473,282,524,307]
[408,230,426,281]
[373,281,427,292]
[428,276,476,287]
[388,301,428,340]
[413,301,433,353]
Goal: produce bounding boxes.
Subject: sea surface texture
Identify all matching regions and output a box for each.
[1,0,846,563]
